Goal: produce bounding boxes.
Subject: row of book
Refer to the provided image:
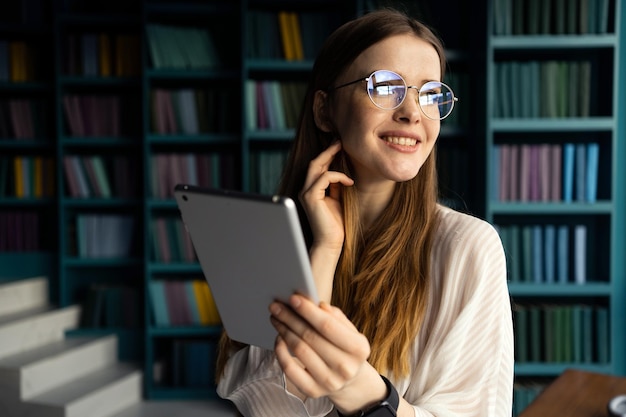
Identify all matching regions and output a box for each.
[156,339,217,388]
[247,11,339,61]
[73,214,134,259]
[513,303,609,364]
[494,60,592,119]
[493,0,611,35]
[492,142,599,203]
[63,155,138,199]
[80,284,140,328]
[0,99,48,139]
[63,33,141,77]
[150,88,237,135]
[63,94,125,137]
[497,223,589,284]
[0,210,41,251]
[151,217,196,264]
[249,150,289,196]
[146,24,219,70]
[0,41,36,82]
[148,279,220,327]
[245,80,307,131]
[150,153,236,200]
[0,156,55,198]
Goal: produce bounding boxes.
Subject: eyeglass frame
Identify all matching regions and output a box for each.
[327,69,459,120]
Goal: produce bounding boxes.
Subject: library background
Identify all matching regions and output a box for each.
[0,0,624,416]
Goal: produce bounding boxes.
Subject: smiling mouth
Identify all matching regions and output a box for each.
[383,136,418,146]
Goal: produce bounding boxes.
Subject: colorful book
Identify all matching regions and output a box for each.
[585,142,599,202]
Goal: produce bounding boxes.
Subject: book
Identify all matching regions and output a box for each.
[521,225,533,282]
[288,12,304,60]
[499,144,510,201]
[529,145,540,201]
[585,142,599,202]
[514,305,528,362]
[595,306,609,362]
[539,144,550,201]
[509,225,521,282]
[509,144,519,200]
[550,144,562,201]
[277,11,295,60]
[574,225,587,284]
[562,143,575,202]
[149,281,170,326]
[557,225,569,283]
[532,225,543,283]
[491,145,500,201]
[544,225,556,283]
[98,33,112,77]
[575,143,586,202]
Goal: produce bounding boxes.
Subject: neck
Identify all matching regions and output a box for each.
[356,181,396,229]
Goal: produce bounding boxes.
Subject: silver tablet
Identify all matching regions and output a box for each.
[174,184,320,350]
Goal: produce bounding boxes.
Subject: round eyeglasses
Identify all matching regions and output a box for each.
[329,69,458,120]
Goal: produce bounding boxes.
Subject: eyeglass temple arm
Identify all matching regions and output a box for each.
[329,78,366,91]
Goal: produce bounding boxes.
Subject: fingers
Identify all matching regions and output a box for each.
[301,141,354,198]
[269,295,371,397]
[270,295,370,372]
[285,296,370,358]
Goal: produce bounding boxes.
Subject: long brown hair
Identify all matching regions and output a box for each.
[217,8,445,380]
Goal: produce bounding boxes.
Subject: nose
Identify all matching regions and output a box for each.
[394,86,422,123]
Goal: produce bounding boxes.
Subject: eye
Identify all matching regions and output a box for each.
[420,90,442,106]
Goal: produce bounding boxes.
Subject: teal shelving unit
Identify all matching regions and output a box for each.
[485,0,626,414]
[0,0,489,402]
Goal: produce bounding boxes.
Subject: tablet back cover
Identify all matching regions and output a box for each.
[174,185,318,350]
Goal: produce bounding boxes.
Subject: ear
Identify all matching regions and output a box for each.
[313,90,333,132]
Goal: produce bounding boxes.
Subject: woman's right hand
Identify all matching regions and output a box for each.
[299,141,354,302]
[299,140,354,252]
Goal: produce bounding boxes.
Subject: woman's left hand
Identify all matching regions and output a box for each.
[269,294,373,403]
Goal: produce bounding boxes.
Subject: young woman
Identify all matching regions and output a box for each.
[216,8,513,417]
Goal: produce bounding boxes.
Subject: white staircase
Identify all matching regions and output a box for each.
[0,276,142,417]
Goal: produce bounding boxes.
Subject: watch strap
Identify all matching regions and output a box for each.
[337,374,399,417]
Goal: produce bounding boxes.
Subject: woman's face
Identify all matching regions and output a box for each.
[327,34,442,189]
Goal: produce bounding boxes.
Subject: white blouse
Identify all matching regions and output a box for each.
[217,205,514,417]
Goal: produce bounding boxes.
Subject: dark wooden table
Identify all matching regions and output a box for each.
[520,369,626,417]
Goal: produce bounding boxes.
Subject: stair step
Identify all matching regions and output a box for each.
[28,362,142,417]
[0,276,48,318]
[0,334,118,400]
[110,400,238,417]
[0,305,81,359]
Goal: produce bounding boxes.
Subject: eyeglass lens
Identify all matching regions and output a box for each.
[366,70,455,119]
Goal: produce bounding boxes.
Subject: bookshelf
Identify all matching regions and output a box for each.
[0,0,484,402]
[485,0,626,415]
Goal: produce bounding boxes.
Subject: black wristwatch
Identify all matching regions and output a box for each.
[337,375,399,417]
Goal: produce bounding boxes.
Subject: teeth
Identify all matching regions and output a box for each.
[384,136,417,146]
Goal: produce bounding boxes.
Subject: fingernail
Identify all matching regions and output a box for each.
[269,303,281,316]
[290,295,301,308]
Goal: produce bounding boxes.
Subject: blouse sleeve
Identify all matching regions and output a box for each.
[216,345,334,417]
[404,210,514,417]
